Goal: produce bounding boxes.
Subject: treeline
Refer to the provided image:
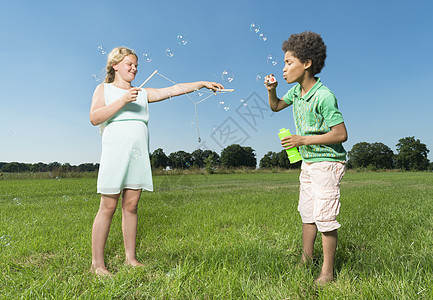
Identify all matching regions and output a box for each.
[1,136,432,173]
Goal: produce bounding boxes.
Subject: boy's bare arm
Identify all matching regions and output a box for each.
[281,122,348,149]
[265,74,289,112]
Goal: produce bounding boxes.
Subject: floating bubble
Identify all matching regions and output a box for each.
[0,235,11,247]
[259,33,267,42]
[62,195,70,202]
[49,172,53,178]
[142,52,152,63]
[256,72,267,83]
[212,127,221,135]
[55,176,61,182]
[267,55,278,66]
[250,23,260,34]
[97,45,107,55]
[221,69,234,83]
[165,48,174,58]
[218,100,230,112]
[130,147,142,160]
[91,74,101,82]
[240,99,248,107]
[185,162,191,168]
[177,34,188,46]
[13,197,22,205]
[83,198,88,202]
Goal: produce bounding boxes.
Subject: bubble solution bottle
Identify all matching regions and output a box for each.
[278,128,302,164]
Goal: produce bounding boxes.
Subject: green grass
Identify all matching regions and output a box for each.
[1,171,433,299]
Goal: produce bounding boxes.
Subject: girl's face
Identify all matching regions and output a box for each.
[113,54,138,82]
[282,51,310,84]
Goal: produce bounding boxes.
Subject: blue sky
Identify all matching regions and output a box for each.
[1,0,432,165]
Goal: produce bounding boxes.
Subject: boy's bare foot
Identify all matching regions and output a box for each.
[90,265,112,277]
[314,272,334,286]
[125,258,144,267]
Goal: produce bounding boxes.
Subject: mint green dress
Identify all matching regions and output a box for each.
[97,83,153,194]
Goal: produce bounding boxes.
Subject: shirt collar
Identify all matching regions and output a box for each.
[294,77,323,101]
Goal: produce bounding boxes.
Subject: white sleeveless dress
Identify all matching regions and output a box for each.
[97,83,153,194]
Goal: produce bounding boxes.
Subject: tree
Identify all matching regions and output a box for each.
[347,142,372,169]
[220,144,256,168]
[395,136,430,171]
[369,142,394,169]
[168,151,192,169]
[348,142,395,170]
[259,151,279,168]
[151,148,169,169]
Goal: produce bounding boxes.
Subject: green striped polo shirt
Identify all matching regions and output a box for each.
[282,78,346,162]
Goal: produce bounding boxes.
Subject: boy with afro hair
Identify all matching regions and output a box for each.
[265,31,348,285]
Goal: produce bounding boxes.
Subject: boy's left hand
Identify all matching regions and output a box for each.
[281,135,305,149]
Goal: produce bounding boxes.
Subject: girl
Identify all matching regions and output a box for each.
[89,46,224,276]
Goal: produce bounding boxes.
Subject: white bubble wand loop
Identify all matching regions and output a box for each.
[139,70,234,142]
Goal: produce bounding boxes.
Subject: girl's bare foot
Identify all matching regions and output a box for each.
[125,258,144,267]
[314,272,334,285]
[90,265,112,277]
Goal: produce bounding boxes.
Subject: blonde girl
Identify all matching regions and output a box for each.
[89,46,224,275]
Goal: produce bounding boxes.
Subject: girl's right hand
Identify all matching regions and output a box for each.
[122,87,141,104]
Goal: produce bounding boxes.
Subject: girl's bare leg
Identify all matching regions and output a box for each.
[91,193,120,275]
[121,189,143,266]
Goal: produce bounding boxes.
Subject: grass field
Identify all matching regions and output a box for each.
[1,170,433,299]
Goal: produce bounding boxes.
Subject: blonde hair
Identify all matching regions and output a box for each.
[104,47,138,83]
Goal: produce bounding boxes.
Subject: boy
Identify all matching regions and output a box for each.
[265,31,348,285]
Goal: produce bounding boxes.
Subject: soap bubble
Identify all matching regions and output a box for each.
[218,100,230,112]
[55,176,61,182]
[267,55,277,66]
[0,235,11,247]
[91,73,101,82]
[240,99,248,107]
[165,48,174,57]
[13,197,22,205]
[250,23,260,33]
[97,45,107,55]
[195,90,203,98]
[212,126,221,135]
[177,34,188,46]
[256,72,267,83]
[142,52,152,63]
[130,147,142,160]
[221,69,234,83]
[185,162,191,168]
[62,195,70,202]
[259,33,267,42]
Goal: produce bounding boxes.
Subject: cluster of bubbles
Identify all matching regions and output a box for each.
[142,33,188,63]
[250,23,267,42]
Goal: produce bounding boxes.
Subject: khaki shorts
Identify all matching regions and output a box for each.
[298,161,346,232]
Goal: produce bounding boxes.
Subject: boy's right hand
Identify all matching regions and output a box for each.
[264,74,278,91]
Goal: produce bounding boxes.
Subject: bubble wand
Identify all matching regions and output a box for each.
[138,69,158,88]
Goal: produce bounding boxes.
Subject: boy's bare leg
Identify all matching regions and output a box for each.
[91,193,120,275]
[315,229,337,285]
[301,223,317,263]
[121,189,144,267]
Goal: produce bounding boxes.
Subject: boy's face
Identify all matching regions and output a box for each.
[283,51,311,84]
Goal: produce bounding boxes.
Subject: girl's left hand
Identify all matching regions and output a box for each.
[203,81,224,92]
